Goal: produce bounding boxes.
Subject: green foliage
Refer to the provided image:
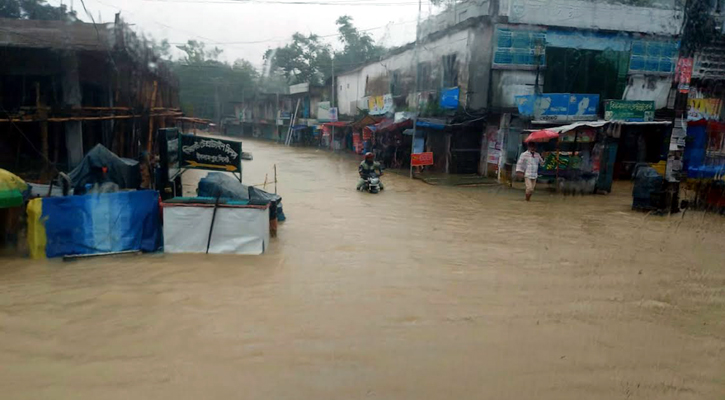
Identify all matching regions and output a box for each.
[333,15,384,74]
[176,40,224,65]
[173,41,258,121]
[265,15,385,85]
[0,0,76,20]
[264,33,332,85]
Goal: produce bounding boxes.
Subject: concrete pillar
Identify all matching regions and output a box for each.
[61,51,83,168]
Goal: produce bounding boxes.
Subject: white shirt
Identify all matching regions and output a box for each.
[516,151,544,179]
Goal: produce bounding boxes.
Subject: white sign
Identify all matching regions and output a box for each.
[289,82,310,95]
[317,101,338,122]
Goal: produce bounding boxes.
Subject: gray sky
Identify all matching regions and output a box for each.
[50,0,440,68]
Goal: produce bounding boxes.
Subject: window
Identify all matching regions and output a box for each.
[442,54,458,88]
[390,71,400,95]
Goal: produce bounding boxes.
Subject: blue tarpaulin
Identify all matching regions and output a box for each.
[684,124,707,173]
[41,190,161,258]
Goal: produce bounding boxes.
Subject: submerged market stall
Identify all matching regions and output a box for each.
[157,131,282,255]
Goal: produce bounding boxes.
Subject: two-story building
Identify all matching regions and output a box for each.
[335,0,687,180]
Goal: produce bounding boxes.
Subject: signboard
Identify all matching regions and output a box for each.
[411,152,434,166]
[604,100,655,122]
[367,94,394,115]
[515,93,599,121]
[180,134,242,172]
[317,101,338,122]
[162,128,180,177]
[687,98,722,121]
[676,57,693,93]
[440,87,460,109]
[289,82,309,94]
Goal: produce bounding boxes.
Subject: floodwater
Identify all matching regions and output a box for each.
[1,139,724,399]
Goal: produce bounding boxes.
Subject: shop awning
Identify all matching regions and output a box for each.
[321,121,349,128]
[352,115,383,130]
[530,120,672,134]
[376,118,413,133]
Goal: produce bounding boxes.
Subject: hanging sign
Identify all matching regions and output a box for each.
[676,57,693,94]
[411,152,434,166]
[180,134,242,172]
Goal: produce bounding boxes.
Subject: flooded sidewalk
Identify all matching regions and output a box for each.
[1,139,724,399]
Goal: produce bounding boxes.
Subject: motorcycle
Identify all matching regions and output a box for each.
[361,173,382,194]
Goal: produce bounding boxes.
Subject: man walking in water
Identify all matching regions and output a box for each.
[516,142,544,201]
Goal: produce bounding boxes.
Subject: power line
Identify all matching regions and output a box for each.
[168,19,417,46]
[144,0,421,6]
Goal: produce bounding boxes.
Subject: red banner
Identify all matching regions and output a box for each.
[676,57,693,93]
[411,152,434,166]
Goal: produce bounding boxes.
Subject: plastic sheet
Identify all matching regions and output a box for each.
[68,144,140,193]
[163,204,270,255]
[35,190,161,258]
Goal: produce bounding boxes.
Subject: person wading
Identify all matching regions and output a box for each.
[516,142,544,201]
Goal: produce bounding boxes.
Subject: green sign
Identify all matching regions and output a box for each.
[604,100,655,122]
[180,134,242,172]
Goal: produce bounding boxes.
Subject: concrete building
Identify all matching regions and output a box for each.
[336,17,494,117]
[333,0,691,177]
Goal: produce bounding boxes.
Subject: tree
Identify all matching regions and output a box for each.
[265,33,332,85]
[0,0,76,20]
[334,15,384,74]
[172,40,259,121]
[176,40,224,65]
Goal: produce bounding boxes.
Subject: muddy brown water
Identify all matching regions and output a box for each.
[1,139,724,399]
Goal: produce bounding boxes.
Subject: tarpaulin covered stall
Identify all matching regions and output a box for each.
[162,202,270,255]
[69,144,140,193]
[27,190,161,259]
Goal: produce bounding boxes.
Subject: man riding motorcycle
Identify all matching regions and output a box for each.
[357,152,385,191]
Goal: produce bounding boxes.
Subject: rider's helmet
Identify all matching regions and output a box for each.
[364,152,374,160]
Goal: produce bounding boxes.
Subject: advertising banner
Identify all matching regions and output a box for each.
[515,93,599,121]
[687,98,722,121]
[317,101,339,122]
[368,94,394,115]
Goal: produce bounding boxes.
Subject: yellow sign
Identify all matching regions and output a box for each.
[185,160,238,172]
[688,98,722,121]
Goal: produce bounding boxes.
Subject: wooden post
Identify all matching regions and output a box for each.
[555,139,560,193]
[146,80,158,154]
[36,82,50,176]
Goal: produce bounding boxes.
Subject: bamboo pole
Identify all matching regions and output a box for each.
[0,112,183,123]
[147,80,158,154]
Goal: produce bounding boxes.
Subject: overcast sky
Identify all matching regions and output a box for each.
[49,0,442,69]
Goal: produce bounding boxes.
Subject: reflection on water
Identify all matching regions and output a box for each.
[1,139,724,399]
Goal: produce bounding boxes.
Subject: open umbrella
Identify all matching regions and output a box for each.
[0,169,27,208]
[524,129,559,143]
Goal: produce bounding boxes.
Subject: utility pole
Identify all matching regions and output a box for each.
[331,56,335,150]
[410,0,422,179]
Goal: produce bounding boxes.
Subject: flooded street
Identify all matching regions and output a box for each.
[1,139,724,399]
